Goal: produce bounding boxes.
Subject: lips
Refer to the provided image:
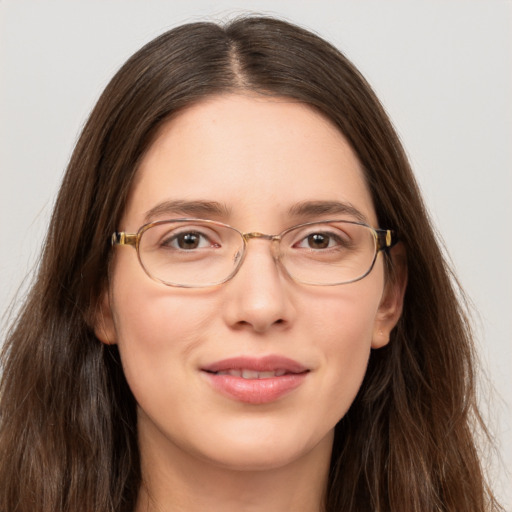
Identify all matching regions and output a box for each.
[201,356,309,404]
[215,368,288,378]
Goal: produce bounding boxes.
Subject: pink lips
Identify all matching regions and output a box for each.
[201,356,309,404]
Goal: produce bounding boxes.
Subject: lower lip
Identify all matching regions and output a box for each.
[202,372,308,404]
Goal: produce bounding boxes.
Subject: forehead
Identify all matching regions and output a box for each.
[123,93,376,230]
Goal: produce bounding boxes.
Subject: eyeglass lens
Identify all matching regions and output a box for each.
[136,220,378,287]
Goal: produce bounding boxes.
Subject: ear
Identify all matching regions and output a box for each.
[372,243,407,349]
[93,290,118,345]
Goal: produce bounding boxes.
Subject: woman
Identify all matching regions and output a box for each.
[0,16,502,512]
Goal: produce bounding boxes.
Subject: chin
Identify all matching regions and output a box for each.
[192,422,334,473]
[201,442,310,472]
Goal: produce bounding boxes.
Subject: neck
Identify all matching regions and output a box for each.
[135,420,333,512]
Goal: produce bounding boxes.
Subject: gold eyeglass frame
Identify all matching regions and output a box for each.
[111,218,396,288]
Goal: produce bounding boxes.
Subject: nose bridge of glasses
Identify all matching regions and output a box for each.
[242,232,281,259]
[243,232,277,240]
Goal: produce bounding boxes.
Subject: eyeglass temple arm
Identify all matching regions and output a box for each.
[376,229,398,252]
[111,232,138,247]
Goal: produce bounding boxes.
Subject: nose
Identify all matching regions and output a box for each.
[221,239,294,333]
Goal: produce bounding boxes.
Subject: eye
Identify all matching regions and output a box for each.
[162,230,219,250]
[295,231,346,250]
[305,233,332,249]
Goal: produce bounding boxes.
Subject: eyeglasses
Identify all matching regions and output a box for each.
[111,219,396,288]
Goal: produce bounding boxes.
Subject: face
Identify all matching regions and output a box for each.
[97,94,403,473]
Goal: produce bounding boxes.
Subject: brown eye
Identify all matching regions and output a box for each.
[307,233,330,249]
[176,233,201,249]
[162,231,211,250]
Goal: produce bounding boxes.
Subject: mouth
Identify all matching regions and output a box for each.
[208,368,290,379]
[201,356,309,404]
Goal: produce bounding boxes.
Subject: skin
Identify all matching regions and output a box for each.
[96,93,405,512]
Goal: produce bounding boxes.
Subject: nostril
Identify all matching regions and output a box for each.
[231,317,287,333]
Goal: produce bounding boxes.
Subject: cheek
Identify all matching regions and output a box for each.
[109,266,219,403]
[111,247,216,343]
[304,276,383,420]
[307,272,383,352]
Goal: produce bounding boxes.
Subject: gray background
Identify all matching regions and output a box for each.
[1,0,510,506]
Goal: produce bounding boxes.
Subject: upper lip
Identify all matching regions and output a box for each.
[201,355,309,374]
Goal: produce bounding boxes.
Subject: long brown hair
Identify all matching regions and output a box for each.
[0,16,502,512]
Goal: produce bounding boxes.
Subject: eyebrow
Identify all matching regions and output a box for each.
[143,200,231,224]
[287,200,368,223]
[142,199,368,225]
